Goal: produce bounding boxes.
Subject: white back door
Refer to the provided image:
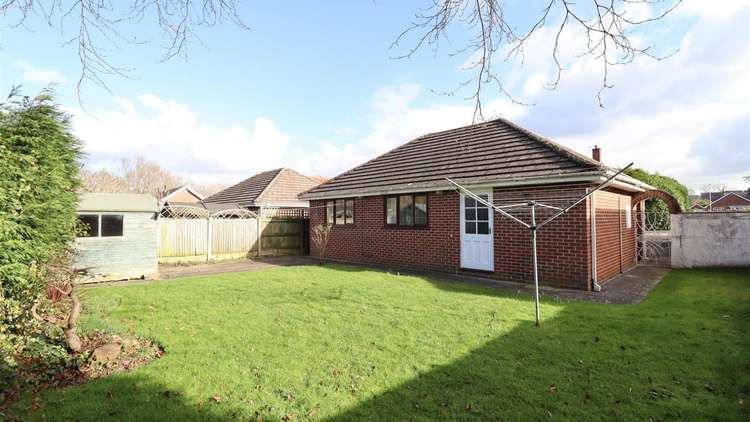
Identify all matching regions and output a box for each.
[460,190,494,271]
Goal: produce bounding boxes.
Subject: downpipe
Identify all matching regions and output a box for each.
[591,189,602,292]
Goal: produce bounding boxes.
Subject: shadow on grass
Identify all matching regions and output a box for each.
[320,269,750,421]
[7,373,284,422]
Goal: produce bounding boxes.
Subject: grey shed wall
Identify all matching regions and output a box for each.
[75,211,158,282]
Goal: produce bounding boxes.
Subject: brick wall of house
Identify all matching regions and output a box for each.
[310,184,639,291]
[492,184,592,290]
[309,191,460,273]
[594,189,637,284]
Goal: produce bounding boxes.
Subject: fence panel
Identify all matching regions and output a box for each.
[158,214,307,262]
[159,218,209,257]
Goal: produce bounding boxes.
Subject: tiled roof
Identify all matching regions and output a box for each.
[300,117,604,199]
[202,168,322,207]
[202,169,283,205]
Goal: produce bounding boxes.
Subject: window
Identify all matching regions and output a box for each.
[77,214,99,237]
[101,214,124,237]
[625,205,632,229]
[326,201,334,225]
[464,194,490,234]
[386,197,397,224]
[326,199,354,225]
[76,214,124,238]
[385,194,428,227]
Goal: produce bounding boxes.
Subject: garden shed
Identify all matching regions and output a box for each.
[74,193,159,282]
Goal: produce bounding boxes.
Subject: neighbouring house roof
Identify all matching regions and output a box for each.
[300,117,649,200]
[161,185,204,205]
[701,190,750,201]
[202,168,322,208]
[78,193,158,212]
[712,192,750,206]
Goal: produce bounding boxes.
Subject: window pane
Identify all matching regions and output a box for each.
[386,197,397,224]
[464,208,476,221]
[335,199,345,225]
[101,214,123,237]
[414,195,427,225]
[478,194,489,203]
[464,196,476,207]
[399,195,414,226]
[326,201,334,225]
[345,199,354,224]
[477,208,489,221]
[77,214,99,237]
[477,222,490,235]
[465,221,476,234]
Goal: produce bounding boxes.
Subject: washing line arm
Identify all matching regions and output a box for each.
[445,178,531,229]
[537,163,634,229]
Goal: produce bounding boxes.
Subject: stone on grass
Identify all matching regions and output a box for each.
[93,343,121,362]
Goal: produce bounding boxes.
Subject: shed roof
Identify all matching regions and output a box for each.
[78,193,158,212]
[300,117,607,200]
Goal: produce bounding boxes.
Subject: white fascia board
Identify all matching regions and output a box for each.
[300,171,610,200]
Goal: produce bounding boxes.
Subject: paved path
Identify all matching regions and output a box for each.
[93,256,669,304]
[157,256,317,279]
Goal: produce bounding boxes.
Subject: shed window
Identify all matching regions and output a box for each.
[101,214,124,237]
[76,214,124,238]
[385,194,428,227]
[77,214,99,237]
[326,199,354,226]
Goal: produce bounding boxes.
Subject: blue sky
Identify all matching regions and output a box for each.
[2,0,748,191]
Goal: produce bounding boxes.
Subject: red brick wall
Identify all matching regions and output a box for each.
[310,183,599,290]
[309,192,460,273]
[492,184,592,290]
[594,189,637,284]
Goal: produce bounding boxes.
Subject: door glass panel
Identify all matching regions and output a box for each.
[477,208,489,221]
[465,222,476,234]
[464,197,475,207]
[477,222,489,235]
[464,208,476,220]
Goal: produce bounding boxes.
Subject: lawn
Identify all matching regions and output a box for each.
[7,265,749,421]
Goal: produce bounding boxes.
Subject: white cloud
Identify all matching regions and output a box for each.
[503,2,750,191]
[72,83,528,184]
[14,61,67,84]
[71,0,750,191]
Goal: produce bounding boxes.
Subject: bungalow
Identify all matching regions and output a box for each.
[710,192,750,211]
[299,118,658,291]
[160,185,204,207]
[201,168,323,217]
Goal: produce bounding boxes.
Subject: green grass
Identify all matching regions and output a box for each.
[8,266,750,421]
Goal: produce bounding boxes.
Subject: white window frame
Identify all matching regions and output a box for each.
[76,212,125,238]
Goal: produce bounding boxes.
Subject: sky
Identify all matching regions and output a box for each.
[1,0,749,193]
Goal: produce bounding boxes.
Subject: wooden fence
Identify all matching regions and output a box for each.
[158,216,307,263]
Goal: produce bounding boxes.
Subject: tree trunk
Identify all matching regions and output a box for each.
[64,289,82,353]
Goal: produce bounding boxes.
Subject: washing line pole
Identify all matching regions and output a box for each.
[446,163,633,327]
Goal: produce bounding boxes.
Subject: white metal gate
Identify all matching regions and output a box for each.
[636,210,671,266]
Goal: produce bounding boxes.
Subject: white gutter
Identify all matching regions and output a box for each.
[300,171,606,201]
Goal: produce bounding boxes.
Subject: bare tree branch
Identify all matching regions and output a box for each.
[395,0,682,121]
[0,0,249,106]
